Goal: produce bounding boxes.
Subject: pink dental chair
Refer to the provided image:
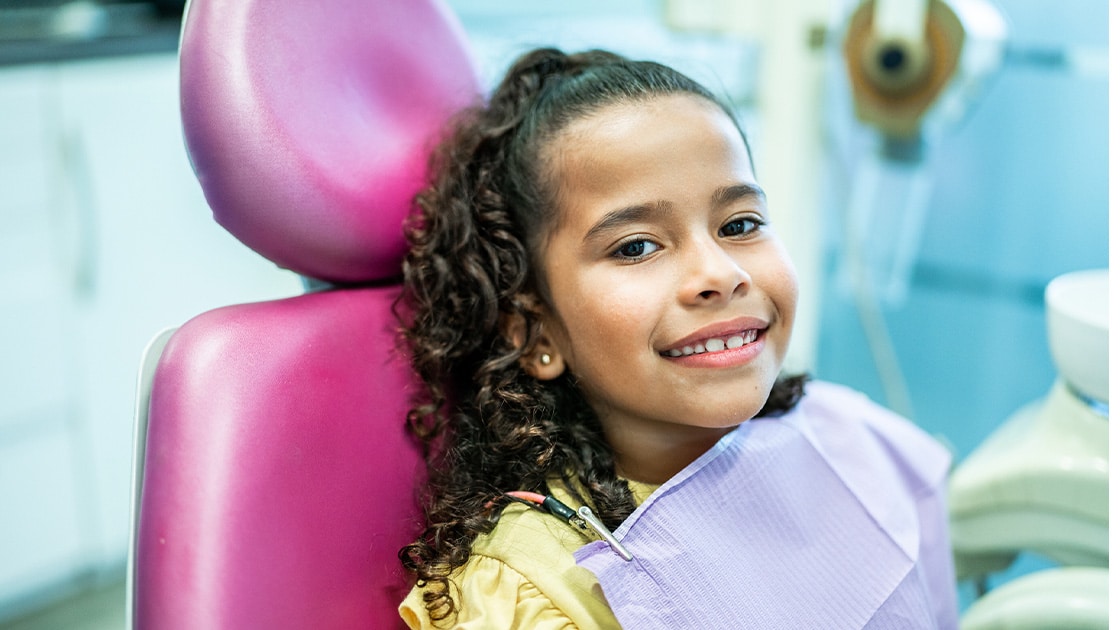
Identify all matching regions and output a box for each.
[127,1,480,627]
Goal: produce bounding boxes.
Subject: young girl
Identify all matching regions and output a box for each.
[397,48,956,629]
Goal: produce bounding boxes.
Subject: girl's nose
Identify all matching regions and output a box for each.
[679,237,751,305]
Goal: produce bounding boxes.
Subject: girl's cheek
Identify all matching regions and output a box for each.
[600,279,658,315]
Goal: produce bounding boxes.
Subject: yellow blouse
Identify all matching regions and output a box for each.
[399,481,659,630]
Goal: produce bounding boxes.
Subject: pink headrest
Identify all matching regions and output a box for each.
[180,0,481,284]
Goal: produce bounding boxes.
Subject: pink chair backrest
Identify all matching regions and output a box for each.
[134,0,480,627]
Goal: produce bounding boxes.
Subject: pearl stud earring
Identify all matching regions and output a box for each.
[540,353,552,366]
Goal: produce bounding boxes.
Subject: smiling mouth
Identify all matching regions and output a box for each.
[661,329,761,357]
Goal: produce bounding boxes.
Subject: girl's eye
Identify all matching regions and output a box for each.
[613,239,660,259]
[719,216,762,238]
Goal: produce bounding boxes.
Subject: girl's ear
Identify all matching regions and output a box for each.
[502,297,567,381]
[520,324,567,381]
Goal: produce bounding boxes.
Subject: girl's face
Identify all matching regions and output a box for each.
[534,94,798,481]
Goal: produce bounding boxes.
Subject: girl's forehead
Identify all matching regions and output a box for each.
[556,93,732,143]
[540,94,749,188]
[537,93,756,242]
[543,94,750,185]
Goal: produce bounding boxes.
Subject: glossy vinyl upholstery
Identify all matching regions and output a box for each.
[131,0,480,627]
[138,289,418,628]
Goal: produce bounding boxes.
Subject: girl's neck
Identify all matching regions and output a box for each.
[605,420,737,484]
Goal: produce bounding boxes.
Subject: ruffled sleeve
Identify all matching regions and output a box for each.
[400,479,650,629]
[399,555,579,630]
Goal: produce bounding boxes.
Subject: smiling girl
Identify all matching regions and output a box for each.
[398,48,955,629]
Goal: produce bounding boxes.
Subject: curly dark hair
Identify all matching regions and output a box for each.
[397,47,807,623]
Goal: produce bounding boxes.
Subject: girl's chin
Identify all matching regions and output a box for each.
[687,400,770,428]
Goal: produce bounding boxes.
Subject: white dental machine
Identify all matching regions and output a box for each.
[949,269,1108,629]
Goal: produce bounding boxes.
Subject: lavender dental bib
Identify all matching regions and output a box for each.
[574,382,957,629]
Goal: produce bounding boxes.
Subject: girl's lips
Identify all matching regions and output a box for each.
[659,316,768,356]
[661,328,760,357]
[662,329,767,368]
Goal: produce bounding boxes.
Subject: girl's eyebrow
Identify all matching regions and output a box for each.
[711,182,767,208]
[582,200,671,243]
[581,183,764,243]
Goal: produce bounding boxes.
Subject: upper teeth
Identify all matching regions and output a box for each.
[666,330,758,357]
